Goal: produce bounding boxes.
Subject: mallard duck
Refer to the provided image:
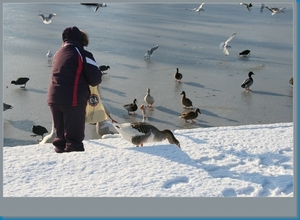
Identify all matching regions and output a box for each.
[144,45,159,60]
[219,33,236,56]
[175,68,183,82]
[265,6,286,15]
[123,98,138,115]
[113,122,180,148]
[238,50,251,58]
[180,108,201,123]
[180,91,193,109]
[11,77,29,88]
[289,77,293,85]
[241,71,255,91]
[144,88,154,108]
[38,13,56,24]
[239,3,253,11]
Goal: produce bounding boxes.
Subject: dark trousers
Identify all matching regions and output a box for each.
[49,104,86,152]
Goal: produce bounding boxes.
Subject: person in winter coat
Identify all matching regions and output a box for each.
[47,26,102,153]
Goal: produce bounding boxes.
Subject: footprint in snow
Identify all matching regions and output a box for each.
[162,176,189,189]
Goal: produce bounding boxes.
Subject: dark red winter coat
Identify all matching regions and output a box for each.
[47,26,102,106]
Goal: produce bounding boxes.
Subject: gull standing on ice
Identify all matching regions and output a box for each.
[46,50,53,61]
[239,3,253,11]
[265,6,286,15]
[38,13,56,24]
[144,88,154,108]
[144,45,159,60]
[186,3,205,14]
[219,33,236,56]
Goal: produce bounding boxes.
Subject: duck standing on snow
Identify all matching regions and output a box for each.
[144,88,154,108]
[239,3,253,11]
[180,108,201,123]
[123,98,138,115]
[238,50,251,58]
[113,122,180,148]
[113,104,180,148]
[241,71,255,91]
[180,91,193,109]
[113,110,180,149]
[174,68,183,82]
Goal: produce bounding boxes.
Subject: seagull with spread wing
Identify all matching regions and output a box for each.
[219,33,236,56]
[144,45,159,60]
[265,6,286,15]
[38,13,56,24]
[186,3,205,14]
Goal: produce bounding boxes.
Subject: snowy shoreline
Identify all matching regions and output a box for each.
[3,122,293,197]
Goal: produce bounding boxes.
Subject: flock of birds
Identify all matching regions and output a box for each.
[186,3,286,15]
[3,2,292,149]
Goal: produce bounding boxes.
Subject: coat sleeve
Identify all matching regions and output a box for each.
[83,51,102,86]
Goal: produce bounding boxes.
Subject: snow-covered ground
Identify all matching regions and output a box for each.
[3,122,293,197]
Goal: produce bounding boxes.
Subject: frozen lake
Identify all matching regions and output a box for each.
[2,3,294,147]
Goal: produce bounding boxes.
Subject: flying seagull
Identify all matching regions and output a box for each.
[186,3,205,14]
[38,13,56,24]
[265,6,286,15]
[144,45,159,60]
[239,3,253,11]
[94,3,107,12]
[219,33,236,55]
